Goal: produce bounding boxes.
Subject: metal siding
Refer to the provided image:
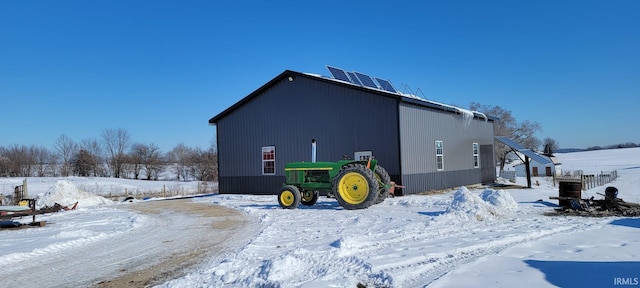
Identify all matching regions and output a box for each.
[216,76,400,194]
[402,169,482,194]
[398,102,495,194]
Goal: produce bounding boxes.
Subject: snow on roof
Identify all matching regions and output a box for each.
[307,71,489,122]
[401,95,488,123]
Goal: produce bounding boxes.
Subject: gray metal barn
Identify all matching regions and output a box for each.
[209,68,496,195]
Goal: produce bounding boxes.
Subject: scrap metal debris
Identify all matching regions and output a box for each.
[550,186,640,217]
[39,202,79,213]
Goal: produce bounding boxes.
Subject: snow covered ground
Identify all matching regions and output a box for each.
[2,148,640,287]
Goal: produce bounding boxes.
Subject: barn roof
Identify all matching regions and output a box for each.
[209,69,496,125]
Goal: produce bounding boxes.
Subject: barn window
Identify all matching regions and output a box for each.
[262,146,275,175]
[473,143,480,168]
[435,140,444,171]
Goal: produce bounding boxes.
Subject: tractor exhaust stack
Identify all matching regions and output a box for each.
[311,139,317,163]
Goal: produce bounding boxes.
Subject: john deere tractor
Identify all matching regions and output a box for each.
[278,159,391,210]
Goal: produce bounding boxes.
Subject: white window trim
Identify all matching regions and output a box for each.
[262,146,275,175]
[435,140,444,171]
[473,143,480,168]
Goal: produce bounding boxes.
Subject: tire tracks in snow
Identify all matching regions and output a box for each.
[0,198,253,288]
[93,198,254,288]
[185,195,610,287]
[250,210,605,287]
[336,213,605,287]
[388,223,590,287]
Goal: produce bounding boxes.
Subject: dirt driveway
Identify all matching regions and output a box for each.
[92,198,252,288]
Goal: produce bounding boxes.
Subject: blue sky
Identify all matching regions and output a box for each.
[1,0,638,152]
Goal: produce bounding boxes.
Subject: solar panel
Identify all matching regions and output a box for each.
[346,71,362,85]
[326,66,351,82]
[495,136,552,165]
[495,136,525,150]
[354,72,378,89]
[374,77,397,93]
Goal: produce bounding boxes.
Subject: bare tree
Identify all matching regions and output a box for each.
[33,146,57,177]
[542,137,559,156]
[72,149,94,176]
[129,143,145,179]
[21,145,37,176]
[142,143,162,180]
[81,138,104,177]
[522,134,541,151]
[0,145,20,177]
[102,128,131,178]
[120,154,134,179]
[0,144,42,177]
[1,144,29,176]
[0,148,9,177]
[127,142,162,180]
[189,147,217,181]
[55,134,78,177]
[470,103,541,171]
[167,143,193,181]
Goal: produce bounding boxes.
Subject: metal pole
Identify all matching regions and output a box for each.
[525,155,532,188]
[23,179,29,199]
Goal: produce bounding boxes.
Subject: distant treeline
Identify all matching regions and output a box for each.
[586,142,640,151]
[558,142,640,153]
[0,128,217,181]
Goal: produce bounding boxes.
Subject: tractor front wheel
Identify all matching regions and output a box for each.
[301,190,319,206]
[332,164,378,210]
[374,165,391,204]
[278,185,301,209]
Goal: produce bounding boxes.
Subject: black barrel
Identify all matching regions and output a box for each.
[605,186,618,201]
[559,181,582,207]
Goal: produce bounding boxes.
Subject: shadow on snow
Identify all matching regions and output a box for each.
[621,166,640,170]
[519,200,559,208]
[232,200,343,210]
[418,211,446,217]
[525,260,640,287]
[610,218,640,229]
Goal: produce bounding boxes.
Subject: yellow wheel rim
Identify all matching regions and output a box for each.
[338,172,369,204]
[280,190,295,206]
[302,191,313,202]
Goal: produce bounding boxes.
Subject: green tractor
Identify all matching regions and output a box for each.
[278,159,391,210]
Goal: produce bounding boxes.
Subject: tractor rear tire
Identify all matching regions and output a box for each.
[332,164,379,210]
[374,165,391,204]
[301,190,319,206]
[278,185,301,209]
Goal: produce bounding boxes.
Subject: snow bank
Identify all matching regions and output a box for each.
[36,180,114,209]
[495,177,515,185]
[445,187,518,221]
[479,189,519,211]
